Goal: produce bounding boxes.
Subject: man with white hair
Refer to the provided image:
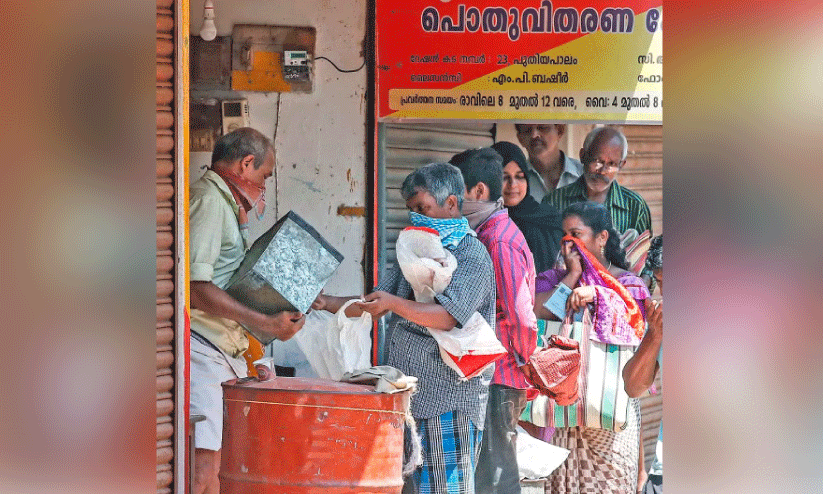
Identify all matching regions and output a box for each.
[542,126,651,236]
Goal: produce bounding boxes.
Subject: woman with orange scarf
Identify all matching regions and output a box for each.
[532,201,650,494]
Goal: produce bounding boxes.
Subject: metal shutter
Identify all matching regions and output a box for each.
[618,125,663,236]
[156,0,176,492]
[378,122,494,274]
[619,124,663,468]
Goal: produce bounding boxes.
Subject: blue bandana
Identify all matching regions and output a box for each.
[408,211,475,249]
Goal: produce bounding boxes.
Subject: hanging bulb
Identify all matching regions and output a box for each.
[199,0,217,41]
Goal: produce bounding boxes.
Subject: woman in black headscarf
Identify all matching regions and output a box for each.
[491,141,564,273]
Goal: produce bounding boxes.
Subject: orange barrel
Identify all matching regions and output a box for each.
[220,376,411,494]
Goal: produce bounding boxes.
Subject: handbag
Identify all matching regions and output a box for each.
[521,307,637,432]
[523,312,581,405]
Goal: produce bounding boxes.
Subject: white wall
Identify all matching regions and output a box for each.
[189,0,368,295]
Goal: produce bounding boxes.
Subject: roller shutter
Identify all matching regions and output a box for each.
[619,124,663,468]
[156,0,176,492]
[377,122,495,274]
[618,124,663,236]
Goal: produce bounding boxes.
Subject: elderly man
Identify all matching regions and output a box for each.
[314,162,496,494]
[450,148,538,494]
[543,126,652,236]
[189,128,305,494]
[515,123,583,201]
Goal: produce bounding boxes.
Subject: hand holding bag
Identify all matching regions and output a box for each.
[521,307,637,432]
[523,312,581,406]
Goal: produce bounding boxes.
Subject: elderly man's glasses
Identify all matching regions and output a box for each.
[588,158,625,171]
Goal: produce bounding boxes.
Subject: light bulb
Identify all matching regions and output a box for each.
[199,0,217,41]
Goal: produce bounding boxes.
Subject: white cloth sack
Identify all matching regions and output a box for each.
[515,425,570,479]
[395,227,506,380]
[293,299,372,381]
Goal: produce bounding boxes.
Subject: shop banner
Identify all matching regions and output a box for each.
[376,0,662,122]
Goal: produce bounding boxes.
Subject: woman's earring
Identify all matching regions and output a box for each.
[600,245,605,257]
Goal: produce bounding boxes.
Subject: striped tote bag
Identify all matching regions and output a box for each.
[521,308,636,432]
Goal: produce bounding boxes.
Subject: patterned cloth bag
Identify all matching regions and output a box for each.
[523,311,581,405]
[521,309,637,432]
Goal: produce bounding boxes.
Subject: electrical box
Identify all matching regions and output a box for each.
[231,24,315,93]
[283,50,311,83]
[221,99,250,135]
[190,36,232,91]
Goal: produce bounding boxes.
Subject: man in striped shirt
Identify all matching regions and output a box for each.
[542,126,652,236]
[451,148,538,494]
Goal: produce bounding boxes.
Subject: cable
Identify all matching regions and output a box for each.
[315,56,366,73]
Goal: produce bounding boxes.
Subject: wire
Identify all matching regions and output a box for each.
[315,56,366,73]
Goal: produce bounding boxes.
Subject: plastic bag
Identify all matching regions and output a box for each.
[429,312,507,380]
[293,299,372,380]
[515,425,570,479]
[265,336,317,378]
[395,227,506,380]
[395,227,457,304]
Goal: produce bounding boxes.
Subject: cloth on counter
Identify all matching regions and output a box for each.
[342,365,422,477]
[340,365,419,394]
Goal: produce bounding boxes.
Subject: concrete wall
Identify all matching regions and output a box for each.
[189,0,368,295]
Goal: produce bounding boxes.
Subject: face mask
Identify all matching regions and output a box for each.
[408,211,475,249]
[460,197,504,229]
[211,166,266,223]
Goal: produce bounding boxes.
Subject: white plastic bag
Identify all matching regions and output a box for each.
[293,299,372,381]
[292,309,336,379]
[395,227,506,380]
[265,336,317,378]
[515,425,570,479]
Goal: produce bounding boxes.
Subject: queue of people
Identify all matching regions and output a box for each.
[189,125,662,494]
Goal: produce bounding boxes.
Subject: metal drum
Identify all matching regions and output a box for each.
[220,376,411,493]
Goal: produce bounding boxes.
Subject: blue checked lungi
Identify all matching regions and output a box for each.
[408,410,483,494]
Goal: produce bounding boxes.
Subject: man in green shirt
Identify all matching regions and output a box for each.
[189,128,305,494]
[542,126,651,237]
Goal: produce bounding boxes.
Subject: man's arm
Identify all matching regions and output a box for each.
[190,282,304,341]
[354,291,457,330]
[489,239,537,366]
[623,299,662,397]
[311,293,362,317]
